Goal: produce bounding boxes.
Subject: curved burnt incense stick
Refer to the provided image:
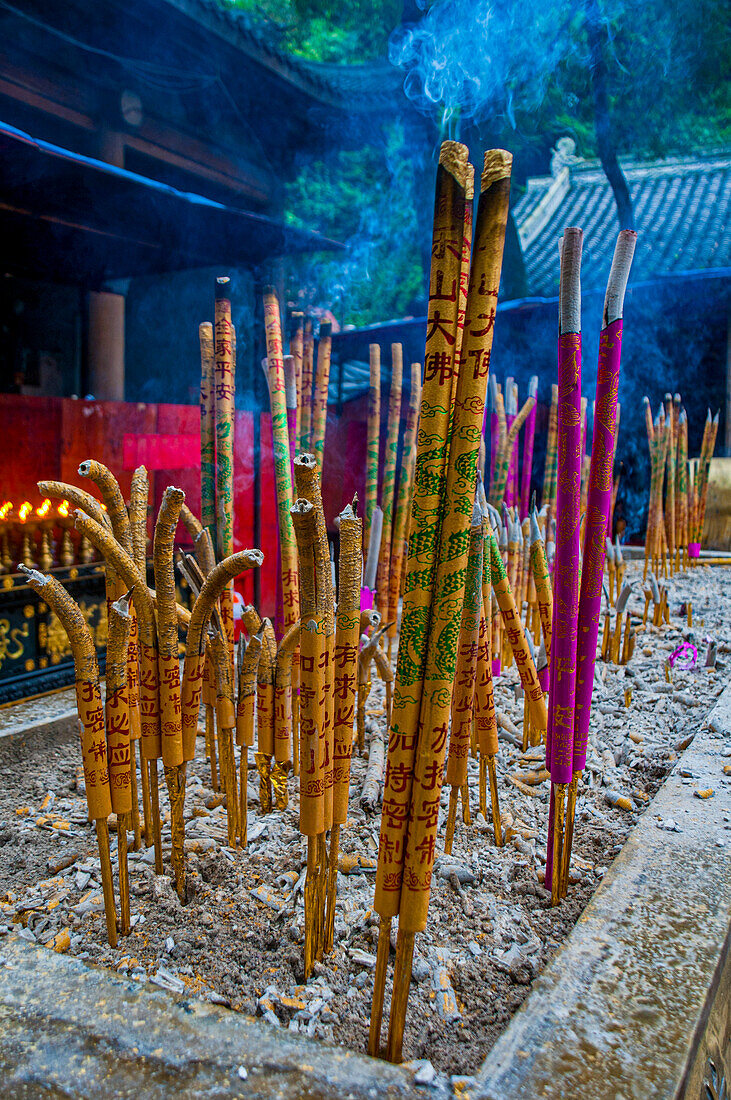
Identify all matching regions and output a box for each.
[38,480,109,531]
[20,566,117,947]
[78,461,131,554]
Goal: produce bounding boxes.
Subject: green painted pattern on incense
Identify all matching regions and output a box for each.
[376,345,403,615]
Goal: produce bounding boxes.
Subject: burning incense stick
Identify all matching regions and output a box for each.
[106,591,133,934]
[387,362,421,656]
[325,500,362,953]
[563,231,636,896]
[311,322,332,471]
[386,149,512,1066]
[370,140,469,1060]
[21,567,117,946]
[545,228,583,906]
[444,509,483,855]
[365,344,381,550]
[376,344,403,623]
[200,321,217,551]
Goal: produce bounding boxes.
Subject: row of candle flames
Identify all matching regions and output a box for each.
[0,499,102,573]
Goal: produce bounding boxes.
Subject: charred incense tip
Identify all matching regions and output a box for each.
[528,375,538,398]
[464,161,475,202]
[319,321,332,340]
[559,226,583,334]
[292,311,304,332]
[112,592,132,618]
[530,510,541,544]
[438,140,469,185]
[18,563,47,586]
[294,453,318,472]
[215,276,231,299]
[481,148,512,189]
[77,461,91,477]
[283,355,297,409]
[603,229,637,326]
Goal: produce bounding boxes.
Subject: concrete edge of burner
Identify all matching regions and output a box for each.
[0,708,78,763]
[473,680,731,1100]
[0,936,446,1100]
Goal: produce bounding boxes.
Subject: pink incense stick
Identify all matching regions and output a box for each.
[520,376,538,518]
[545,227,583,894]
[573,232,637,774]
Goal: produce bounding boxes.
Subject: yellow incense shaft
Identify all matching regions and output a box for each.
[376,344,403,617]
[365,343,381,548]
[292,500,325,837]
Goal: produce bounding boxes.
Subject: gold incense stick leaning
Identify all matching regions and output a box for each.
[21,567,118,946]
[292,499,325,979]
[325,500,363,954]
[153,486,187,900]
[106,591,133,935]
[299,320,315,454]
[214,278,236,653]
[387,362,422,658]
[236,629,262,846]
[290,312,304,450]
[129,466,150,848]
[199,321,217,552]
[475,533,502,842]
[376,345,403,623]
[311,322,332,472]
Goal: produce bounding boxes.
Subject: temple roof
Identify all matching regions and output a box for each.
[514,145,731,296]
[165,0,406,112]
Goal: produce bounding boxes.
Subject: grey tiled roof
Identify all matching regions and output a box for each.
[514,151,731,296]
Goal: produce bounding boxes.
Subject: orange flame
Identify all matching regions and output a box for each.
[19,501,32,523]
[0,501,12,520]
[36,498,51,518]
[58,500,70,518]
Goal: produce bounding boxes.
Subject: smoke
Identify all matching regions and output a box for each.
[389,0,572,130]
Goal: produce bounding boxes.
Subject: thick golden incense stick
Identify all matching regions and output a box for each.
[153,486,187,900]
[128,466,149,849]
[210,630,238,843]
[106,592,133,934]
[255,620,276,817]
[290,312,304,449]
[311,322,332,471]
[291,499,325,978]
[299,321,315,454]
[542,386,559,510]
[214,279,235,652]
[371,141,469,1060]
[365,344,381,550]
[264,288,300,640]
[199,321,217,550]
[386,150,512,1065]
[21,567,117,946]
[376,345,403,620]
[325,500,362,955]
[273,622,300,810]
[236,629,262,846]
[387,363,422,655]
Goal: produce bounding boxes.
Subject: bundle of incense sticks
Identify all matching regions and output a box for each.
[519,377,539,517]
[370,143,513,1064]
[489,383,536,509]
[542,384,559,518]
[560,230,637,897]
[691,408,720,555]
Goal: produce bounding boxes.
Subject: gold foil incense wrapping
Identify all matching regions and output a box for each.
[271,763,288,812]
[237,632,262,747]
[106,598,133,815]
[180,652,204,761]
[333,502,363,824]
[292,500,325,837]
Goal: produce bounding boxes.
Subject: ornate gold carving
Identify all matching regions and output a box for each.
[23,604,34,619]
[0,618,29,669]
